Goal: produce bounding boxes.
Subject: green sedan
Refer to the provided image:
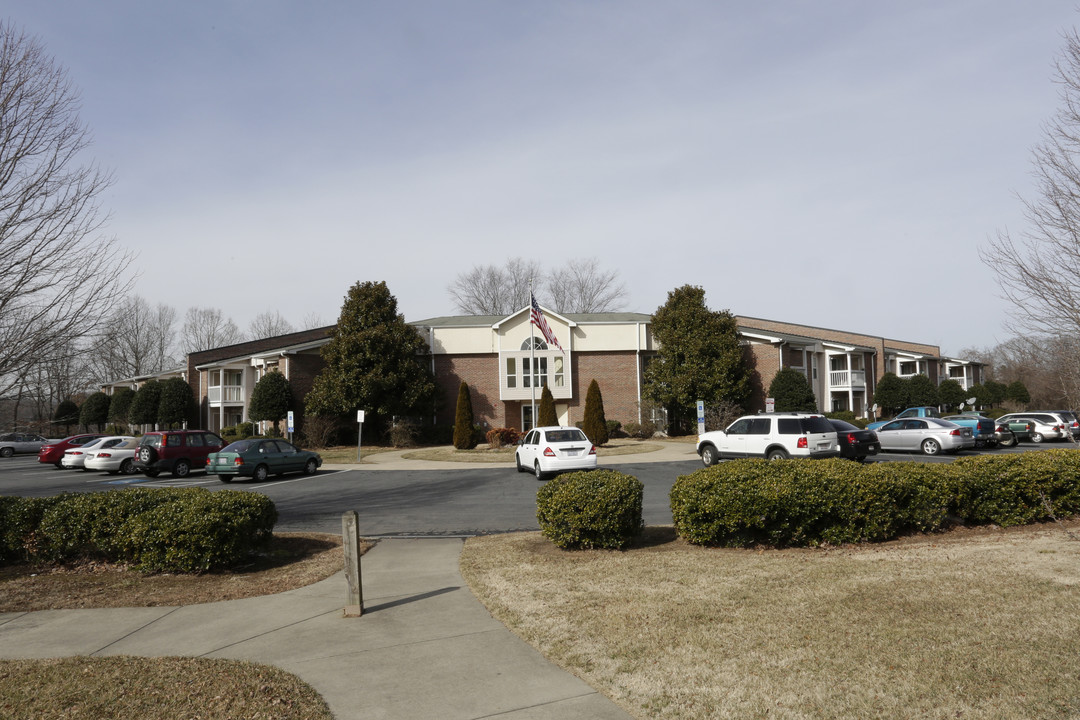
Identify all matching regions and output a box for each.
[207,439,322,483]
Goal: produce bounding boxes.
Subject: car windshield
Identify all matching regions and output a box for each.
[115,439,139,448]
[222,440,258,452]
[544,429,587,443]
[138,435,162,448]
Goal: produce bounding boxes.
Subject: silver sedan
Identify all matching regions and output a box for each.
[875,417,976,455]
[0,433,55,457]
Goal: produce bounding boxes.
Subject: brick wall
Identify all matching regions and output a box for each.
[433,354,504,428]
[573,352,642,427]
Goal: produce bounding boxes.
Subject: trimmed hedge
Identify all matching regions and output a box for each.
[537,469,643,550]
[671,450,1080,548]
[0,487,277,572]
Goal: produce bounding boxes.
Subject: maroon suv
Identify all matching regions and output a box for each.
[132,430,225,478]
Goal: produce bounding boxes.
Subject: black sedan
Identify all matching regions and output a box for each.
[828,419,880,462]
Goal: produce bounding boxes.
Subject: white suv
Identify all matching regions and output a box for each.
[697,412,839,465]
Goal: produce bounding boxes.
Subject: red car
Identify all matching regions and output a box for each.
[38,434,108,468]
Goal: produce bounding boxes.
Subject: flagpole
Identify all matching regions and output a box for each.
[529,286,537,430]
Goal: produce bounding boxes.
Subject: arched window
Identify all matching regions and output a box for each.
[520,338,547,351]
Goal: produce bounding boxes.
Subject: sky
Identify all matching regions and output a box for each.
[6,1,1078,357]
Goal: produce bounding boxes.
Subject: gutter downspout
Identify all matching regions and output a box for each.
[636,322,642,424]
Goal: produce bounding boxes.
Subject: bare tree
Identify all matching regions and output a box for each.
[181,307,244,353]
[546,257,628,313]
[247,310,295,339]
[93,295,177,382]
[982,26,1080,340]
[0,22,134,397]
[447,258,541,315]
[300,311,324,330]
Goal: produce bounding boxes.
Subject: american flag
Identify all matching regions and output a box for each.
[530,294,563,351]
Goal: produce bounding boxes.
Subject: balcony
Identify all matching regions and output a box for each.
[208,385,244,404]
[829,370,866,389]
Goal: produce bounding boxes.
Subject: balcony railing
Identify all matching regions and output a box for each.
[208,385,244,403]
[829,370,865,389]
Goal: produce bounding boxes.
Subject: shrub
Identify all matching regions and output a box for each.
[486,427,520,448]
[538,386,558,427]
[298,415,339,449]
[950,450,1080,526]
[768,368,817,412]
[389,421,419,448]
[453,381,477,450]
[605,419,623,438]
[536,469,643,550]
[670,458,953,547]
[582,379,609,445]
[124,489,278,573]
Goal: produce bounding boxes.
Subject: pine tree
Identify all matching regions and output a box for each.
[582,379,609,445]
[767,368,817,412]
[249,370,293,433]
[453,381,476,449]
[538,385,557,427]
[305,281,435,440]
[643,285,750,434]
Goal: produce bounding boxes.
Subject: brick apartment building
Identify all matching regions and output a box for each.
[101,306,983,434]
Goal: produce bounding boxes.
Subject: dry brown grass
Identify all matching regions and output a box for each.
[0,656,332,719]
[0,532,354,719]
[460,522,1080,720]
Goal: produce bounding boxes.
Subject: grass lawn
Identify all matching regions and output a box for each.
[0,533,353,719]
[460,521,1080,720]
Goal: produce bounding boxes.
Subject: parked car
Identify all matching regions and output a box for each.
[875,417,975,455]
[1046,411,1080,440]
[84,437,141,475]
[0,432,56,457]
[61,436,132,470]
[995,413,1068,443]
[996,418,1033,444]
[515,426,597,480]
[942,414,997,447]
[827,419,879,462]
[37,433,108,468]
[697,412,839,465]
[867,407,941,432]
[132,430,226,478]
[207,438,322,482]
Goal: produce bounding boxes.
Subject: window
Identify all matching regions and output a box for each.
[553,356,564,388]
[520,338,547,351]
[506,358,517,388]
[727,418,751,434]
[187,434,205,447]
[899,361,917,375]
[523,357,547,388]
[166,434,182,447]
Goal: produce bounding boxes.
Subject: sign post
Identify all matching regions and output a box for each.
[766,397,775,413]
[357,410,365,462]
[696,400,706,435]
[287,410,294,443]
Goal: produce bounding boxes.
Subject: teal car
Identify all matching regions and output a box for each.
[207,439,322,483]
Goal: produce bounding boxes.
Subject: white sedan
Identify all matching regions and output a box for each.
[84,437,141,474]
[515,426,597,480]
[875,418,975,455]
[62,435,133,470]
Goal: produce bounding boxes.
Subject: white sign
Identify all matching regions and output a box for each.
[287,411,295,432]
[357,410,366,423]
[696,400,706,435]
[766,397,775,413]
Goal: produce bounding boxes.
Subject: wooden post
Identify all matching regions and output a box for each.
[342,510,363,617]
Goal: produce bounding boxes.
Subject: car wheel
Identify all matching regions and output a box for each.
[143,468,160,478]
[1031,432,1044,443]
[304,458,318,475]
[119,458,134,474]
[767,449,789,461]
[218,474,232,483]
[54,462,63,469]
[138,446,157,464]
[534,462,545,481]
[0,447,13,458]
[172,459,191,478]
[700,445,718,467]
[1001,436,1017,448]
[253,464,269,482]
[921,439,941,455]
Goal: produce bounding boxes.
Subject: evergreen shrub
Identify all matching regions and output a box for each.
[536,469,643,550]
[0,488,278,572]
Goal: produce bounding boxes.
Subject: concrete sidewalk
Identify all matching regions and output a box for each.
[0,538,632,719]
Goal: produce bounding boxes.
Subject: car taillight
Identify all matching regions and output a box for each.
[543,447,556,457]
[71,451,83,456]
[797,437,808,448]
[97,452,111,458]
[847,433,857,445]
[996,425,1005,432]
[234,457,243,466]
[950,429,961,436]
[206,458,212,466]
[588,445,596,455]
